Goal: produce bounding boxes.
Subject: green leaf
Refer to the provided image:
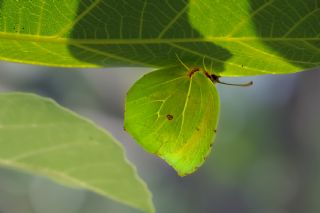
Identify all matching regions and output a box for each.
[0,0,319,75]
[124,66,220,176]
[188,0,320,75]
[0,93,154,213]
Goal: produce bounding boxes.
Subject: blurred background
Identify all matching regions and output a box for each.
[0,62,319,213]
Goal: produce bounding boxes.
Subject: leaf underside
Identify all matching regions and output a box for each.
[0,93,154,213]
[124,66,220,176]
[0,0,319,75]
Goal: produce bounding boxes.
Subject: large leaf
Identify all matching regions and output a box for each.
[0,0,319,75]
[0,93,154,213]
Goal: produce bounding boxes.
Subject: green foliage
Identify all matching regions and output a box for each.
[124,66,219,175]
[0,0,319,75]
[0,93,154,213]
[0,0,319,211]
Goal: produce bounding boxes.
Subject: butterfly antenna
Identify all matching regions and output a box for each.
[175,53,189,71]
[210,61,214,73]
[216,79,253,87]
[211,75,253,87]
[202,56,208,72]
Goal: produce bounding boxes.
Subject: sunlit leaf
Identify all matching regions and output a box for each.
[124,66,220,176]
[0,93,154,213]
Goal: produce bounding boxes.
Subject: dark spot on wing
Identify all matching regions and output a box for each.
[166,114,173,120]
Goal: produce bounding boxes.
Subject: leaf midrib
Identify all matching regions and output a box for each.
[0,32,319,45]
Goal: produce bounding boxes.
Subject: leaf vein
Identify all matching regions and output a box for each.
[283,8,320,37]
[157,3,189,38]
[54,0,102,37]
[227,0,275,37]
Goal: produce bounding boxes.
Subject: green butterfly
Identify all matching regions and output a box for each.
[124,61,251,176]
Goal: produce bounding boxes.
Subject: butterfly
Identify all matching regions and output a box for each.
[124,58,252,176]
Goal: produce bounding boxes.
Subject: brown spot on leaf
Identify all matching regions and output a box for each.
[214,129,217,133]
[196,127,200,131]
[166,114,173,120]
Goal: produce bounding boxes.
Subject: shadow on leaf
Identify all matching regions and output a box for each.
[250,0,320,69]
[69,0,232,73]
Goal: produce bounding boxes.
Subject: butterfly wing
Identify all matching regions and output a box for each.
[125,67,220,176]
